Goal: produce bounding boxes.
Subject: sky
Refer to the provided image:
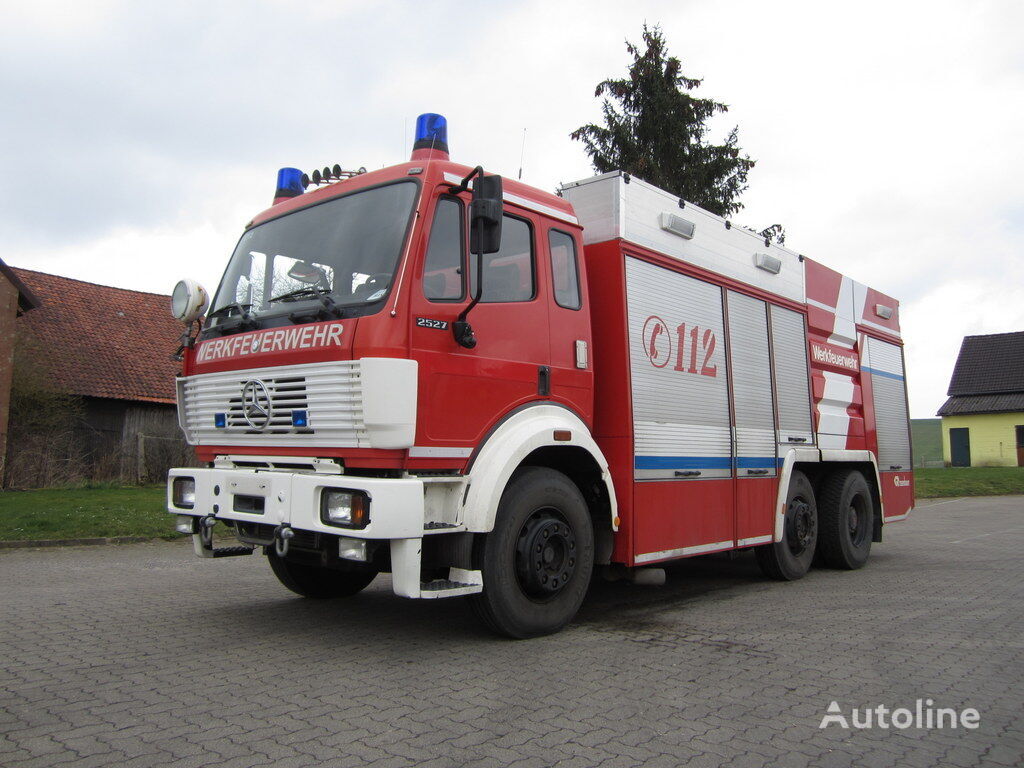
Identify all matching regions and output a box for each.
[3,0,1023,418]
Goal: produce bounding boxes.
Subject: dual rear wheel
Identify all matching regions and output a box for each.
[755,468,874,581]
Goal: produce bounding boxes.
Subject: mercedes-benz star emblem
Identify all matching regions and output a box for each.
[241,380,272,430]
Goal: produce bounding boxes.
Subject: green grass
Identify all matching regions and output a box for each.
[0,485,180,541]
[911,418,943,467]
[1,466,1020,542]
[914,467,1024,498]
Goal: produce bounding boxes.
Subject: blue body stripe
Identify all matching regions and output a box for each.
[863,366,905,382]
[635,456,783,470]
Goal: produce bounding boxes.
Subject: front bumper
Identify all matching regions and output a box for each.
[167,466,430,596]
[168,467,425,539]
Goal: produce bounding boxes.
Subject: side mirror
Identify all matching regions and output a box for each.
[470,174,502,254]
[171,279,210,324]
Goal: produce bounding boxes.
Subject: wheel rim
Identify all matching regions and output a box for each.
[785,496,816,556]
[515,508,577,600]
[847,493,869,546]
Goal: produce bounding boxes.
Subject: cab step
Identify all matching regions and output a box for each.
[211,545,255,558]
[419,568,483,599]
[423,522,464,534]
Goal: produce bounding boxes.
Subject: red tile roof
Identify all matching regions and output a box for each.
[0,258,41,314]
[13,268,182,404]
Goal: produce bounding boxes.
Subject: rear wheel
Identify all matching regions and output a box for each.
[267,551,377,599]
[471,467,594,638]
[755,470,817,581]
[816,470,873,569]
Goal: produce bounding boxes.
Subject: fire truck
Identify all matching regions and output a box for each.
[167,113,913,638]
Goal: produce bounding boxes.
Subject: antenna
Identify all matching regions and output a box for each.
[518,128,527,180]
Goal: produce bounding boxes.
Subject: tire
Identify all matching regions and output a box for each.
[267,551,377,599]
[755,470,817,581]
[470,467,594,639]
[816,470,873,569]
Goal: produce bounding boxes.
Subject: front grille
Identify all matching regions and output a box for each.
[224,376,312,434]
[177,360,368,448]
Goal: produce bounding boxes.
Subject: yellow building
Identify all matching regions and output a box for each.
[937,331,1024,467]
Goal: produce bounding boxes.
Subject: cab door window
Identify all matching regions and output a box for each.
[423,197,465,301]
[548,229,582,310]
[470,214,535,302]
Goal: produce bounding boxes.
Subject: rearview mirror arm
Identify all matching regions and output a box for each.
[447,166,484,196]
[453,218,484,349]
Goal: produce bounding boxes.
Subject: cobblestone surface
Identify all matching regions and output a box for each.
[1,497,1022,767]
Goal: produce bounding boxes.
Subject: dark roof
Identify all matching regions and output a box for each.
[0,258,41,314]
[13,268,182,404]
[937,331,1024,416]
[937,393,1024,417]
[946,331,1024,396]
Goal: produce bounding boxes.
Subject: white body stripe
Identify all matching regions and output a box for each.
[442,172,579,225]
[408,446,473,458]
[737,535,772,547]
[635,539,734,564]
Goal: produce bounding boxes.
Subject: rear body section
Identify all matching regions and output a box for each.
[562,172,913,567]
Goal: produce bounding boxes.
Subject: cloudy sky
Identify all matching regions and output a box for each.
[4,0,1022,418]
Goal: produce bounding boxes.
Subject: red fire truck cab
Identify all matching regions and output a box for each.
[167,113,913,637]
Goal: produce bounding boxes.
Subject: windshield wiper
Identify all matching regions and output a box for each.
[269,287,332,304]
[206,302,253,320]
[204,302,258,336]
[267,286,346,322]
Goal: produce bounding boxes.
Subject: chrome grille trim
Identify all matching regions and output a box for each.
[177,360,368,448]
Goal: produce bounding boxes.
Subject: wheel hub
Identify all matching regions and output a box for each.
[785,498,816,556]
[515,509,577,598]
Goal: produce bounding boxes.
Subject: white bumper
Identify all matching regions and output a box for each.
[168,466,424,539]
[167,466,428,597]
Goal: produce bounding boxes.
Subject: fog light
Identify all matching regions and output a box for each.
[175,515,197,534]
[320,489,370,529]
[338,537,369,562]
[173,477,196,509]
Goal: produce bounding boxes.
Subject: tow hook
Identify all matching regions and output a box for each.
[274,525,295,557]
[200,516,217,548]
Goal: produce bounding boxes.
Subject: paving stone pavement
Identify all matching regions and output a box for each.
[1,496,1022,768]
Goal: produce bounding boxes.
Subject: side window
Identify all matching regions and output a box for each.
[548,229,582,310]
[471,215,535,303]
[423,197,464,301]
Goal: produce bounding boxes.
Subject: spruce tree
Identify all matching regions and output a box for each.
[571,25,758,220]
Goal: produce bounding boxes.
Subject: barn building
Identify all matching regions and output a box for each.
[4,267,187,486]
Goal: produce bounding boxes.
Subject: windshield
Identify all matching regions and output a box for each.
[207,180,418,328]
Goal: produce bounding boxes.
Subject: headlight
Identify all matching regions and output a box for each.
[172,477,196,509]
[320,489,370,529]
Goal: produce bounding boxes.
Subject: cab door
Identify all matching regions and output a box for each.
[544,227,593,422]
[408,194,550,456]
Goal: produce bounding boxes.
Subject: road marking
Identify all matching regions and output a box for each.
[951,525,1024,544]
[918,498,965,508]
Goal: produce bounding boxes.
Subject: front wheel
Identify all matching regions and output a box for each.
[755,470,817,581]
[267,550,377,599]
[471,467,594,638]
